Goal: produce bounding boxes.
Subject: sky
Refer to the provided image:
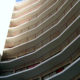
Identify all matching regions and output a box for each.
[0,0,15,56]
[16,0,23,2]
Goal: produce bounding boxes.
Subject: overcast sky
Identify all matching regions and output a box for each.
[0,0,15,56]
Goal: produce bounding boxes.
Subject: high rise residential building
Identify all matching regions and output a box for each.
[0,0,80,80]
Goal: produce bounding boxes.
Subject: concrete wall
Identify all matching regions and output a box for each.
[3,0,80,58]
[5,0,72,47]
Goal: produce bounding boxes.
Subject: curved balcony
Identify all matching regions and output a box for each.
[8,0,59,37]
[13,0,40,18]
[2,15,80,62]
[0,35,80,80]
[14,0,38,11]
[3,1,80,60]
[48,57,80,80]
[5,0,77,48]
[10,0,55,27]
[0,0,80,80]
[0,16,80,72]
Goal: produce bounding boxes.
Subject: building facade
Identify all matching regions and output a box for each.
[0,0,80,80]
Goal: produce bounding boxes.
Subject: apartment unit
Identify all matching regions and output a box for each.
[0,0,80,80]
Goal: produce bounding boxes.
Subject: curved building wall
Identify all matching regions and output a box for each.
[0,0,80,80]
